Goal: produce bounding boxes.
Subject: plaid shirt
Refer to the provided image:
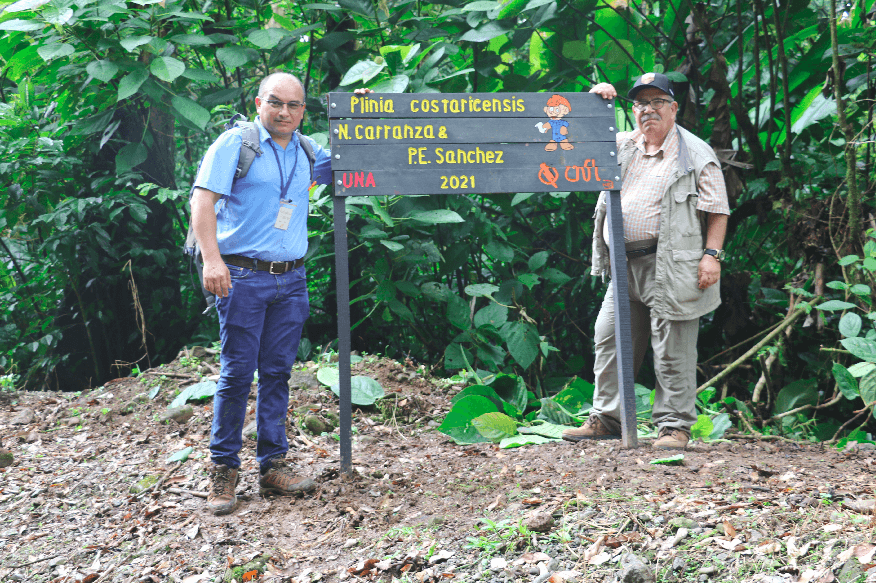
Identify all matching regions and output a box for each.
[611,127,729,243]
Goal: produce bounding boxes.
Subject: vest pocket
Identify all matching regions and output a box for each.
[672,191,700,237]
[672,248,704,262]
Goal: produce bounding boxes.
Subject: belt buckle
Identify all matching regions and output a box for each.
[269,261,285,275]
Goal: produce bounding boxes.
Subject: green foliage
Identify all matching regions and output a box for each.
[169,380,217,408]
[329,375,385,406]
[0,0,870,449]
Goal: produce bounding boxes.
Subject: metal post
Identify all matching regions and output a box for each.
[605,189,638,448]
[332,195,353,473]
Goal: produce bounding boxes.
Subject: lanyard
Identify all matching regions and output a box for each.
[269,136,300,202]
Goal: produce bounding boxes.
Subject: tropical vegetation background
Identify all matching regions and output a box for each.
[0,0,874,440]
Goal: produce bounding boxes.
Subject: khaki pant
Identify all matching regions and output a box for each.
[591,253,699,433]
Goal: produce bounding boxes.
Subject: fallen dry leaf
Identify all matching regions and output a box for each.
[604,532,642,548]
[754,541,782,555]
[583,535,605,563]
[513,552,551,565]
[485,494,505,512]
[837,543,876,564]
[181,574,210,583]
[841,499,876,514]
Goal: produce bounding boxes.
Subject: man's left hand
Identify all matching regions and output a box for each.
[698,254,721,289]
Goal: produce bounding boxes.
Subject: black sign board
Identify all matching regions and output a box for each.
[328,92,638,472]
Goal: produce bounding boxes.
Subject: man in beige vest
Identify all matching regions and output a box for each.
[562,73,729,449]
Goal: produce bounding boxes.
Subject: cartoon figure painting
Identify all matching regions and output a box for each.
[536,94,574,151]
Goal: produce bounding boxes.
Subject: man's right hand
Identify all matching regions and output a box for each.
[203,258,232,298]
[590,83,617,100]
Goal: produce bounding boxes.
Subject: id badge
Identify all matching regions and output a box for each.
[274,202,296,230]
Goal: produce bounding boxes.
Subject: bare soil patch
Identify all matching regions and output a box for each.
[1,354,875,583]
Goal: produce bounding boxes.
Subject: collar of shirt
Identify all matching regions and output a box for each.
[253,116,299,150]
[630,124,679,160]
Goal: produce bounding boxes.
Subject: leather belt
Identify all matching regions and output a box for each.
[625,238,658,259]
[221,254,304,274]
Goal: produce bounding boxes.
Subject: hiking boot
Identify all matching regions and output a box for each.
[259,459,316,495]
[561,415,621,442]
[654,427,690,450]
[207,463,239,516]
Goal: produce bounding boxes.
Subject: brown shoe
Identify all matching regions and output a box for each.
[561,415,620,442]
[207,463,239,516]
[259,459,316,495]
[654,427,690,450]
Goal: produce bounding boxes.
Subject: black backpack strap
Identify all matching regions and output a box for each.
[295,130,316,182]
[235,121,263,179]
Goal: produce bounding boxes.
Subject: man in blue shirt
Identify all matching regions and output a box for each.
[191,72,331,515]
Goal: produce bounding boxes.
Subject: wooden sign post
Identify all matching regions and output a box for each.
[327,92,638,472]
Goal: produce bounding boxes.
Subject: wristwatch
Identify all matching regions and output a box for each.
[703,248,725,262]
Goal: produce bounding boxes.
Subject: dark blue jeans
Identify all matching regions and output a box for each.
[209,263,309,473]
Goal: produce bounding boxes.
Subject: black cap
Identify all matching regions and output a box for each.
[628,72,675,100]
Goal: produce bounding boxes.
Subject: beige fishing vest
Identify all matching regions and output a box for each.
[591,125,722,321]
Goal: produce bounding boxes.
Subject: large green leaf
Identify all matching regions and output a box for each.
[171,95,210,130]
[774,379,818,415]
[166,446,194,463]
[474,304,508,329]
[499,434,558,448]
[444,342,473,369]
[500,321,539,369]
[0,18,43,31]
[182,68,221,83]
[330,375,385,406]
[465,283,499,297]
[841,338,876,363]
[115,143,147,174]
[849,362,876,378]
[87,60,119,82]
[150,56,185,82]
[536,398,577,425]
[117,68,149,101]
[817,300,857,312]
[408,210,465,224]
[459,21,510,42]
[451,385,504,410]
[518,421,566,439]
[709,413,732,440]
[37,43,74,61]
[489,373,527,414]
[840,312,863,338]
[552,385,591,414]
[169,34,216,46]
[438,395,498,444]
[217,46,255,70]
[860,370,876,408]
[690,414,714,441]
[248,28,290,49]
[446,293,470,330]
[833,362,860,400]
[120,36,153,52]
[340,59,387,86]
[317,366,340,386]
[371,74,410,93]
[170,380,217,408]
[471,412,518,442]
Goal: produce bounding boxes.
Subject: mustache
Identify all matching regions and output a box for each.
[640,112,662,123]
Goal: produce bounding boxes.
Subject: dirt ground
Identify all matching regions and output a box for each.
[2,352,876,583]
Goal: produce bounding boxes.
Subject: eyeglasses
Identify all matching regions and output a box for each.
[633,98,672,111]
[263,99,305,111]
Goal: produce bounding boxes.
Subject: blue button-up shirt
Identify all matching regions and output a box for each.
[193,117,331,262]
